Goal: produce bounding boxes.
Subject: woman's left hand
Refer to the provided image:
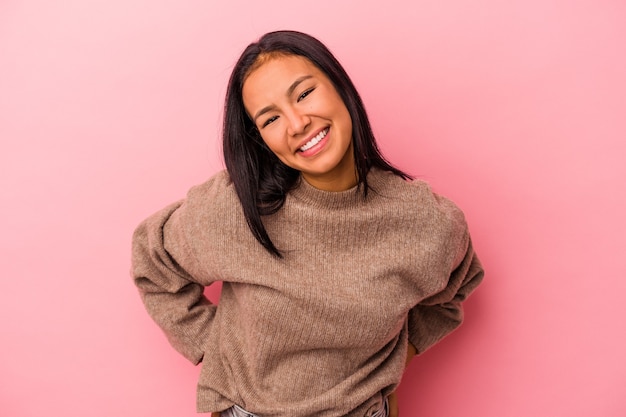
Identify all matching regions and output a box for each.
[387,391,399,417]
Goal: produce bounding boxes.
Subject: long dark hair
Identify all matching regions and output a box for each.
[223,30,410,257]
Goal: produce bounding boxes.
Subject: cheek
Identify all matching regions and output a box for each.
[339,109,353,140]
[329,96,352,131]
[259,132,284,155]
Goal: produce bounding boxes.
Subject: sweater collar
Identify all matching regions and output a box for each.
[288,168,390,210]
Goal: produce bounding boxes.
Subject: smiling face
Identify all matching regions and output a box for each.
[242,54,356,191]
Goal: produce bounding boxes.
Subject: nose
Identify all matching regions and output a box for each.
[285,107,310,137]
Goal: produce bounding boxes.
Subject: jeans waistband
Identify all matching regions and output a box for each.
[222,397,388,417]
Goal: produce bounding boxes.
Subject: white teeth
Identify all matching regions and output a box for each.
[299,129,328,152]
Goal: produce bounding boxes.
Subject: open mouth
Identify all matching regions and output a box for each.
[298,128,329,152]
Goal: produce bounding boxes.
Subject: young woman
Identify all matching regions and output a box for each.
[132,30,483,417]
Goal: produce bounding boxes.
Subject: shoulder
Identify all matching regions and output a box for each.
[182,169,241,214]
[411,179,466,230]
[370,169,468,235]
[133,170,241,256]
[182,169,241,223]
[186,169,234,202]
[158,170,245,261]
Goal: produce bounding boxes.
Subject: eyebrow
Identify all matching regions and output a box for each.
[252,75,313,123]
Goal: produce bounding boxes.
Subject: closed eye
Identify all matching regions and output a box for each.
[262,115,278,128]
[297,87,315,102]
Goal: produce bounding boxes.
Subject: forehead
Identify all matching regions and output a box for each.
[242,55,324,100]
[246,53,321,80]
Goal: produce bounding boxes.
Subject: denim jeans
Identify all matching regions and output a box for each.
[220,397,389,417]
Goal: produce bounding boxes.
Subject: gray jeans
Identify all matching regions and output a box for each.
[221,398,389,417]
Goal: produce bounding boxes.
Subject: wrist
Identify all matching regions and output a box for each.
[405,342,417,367]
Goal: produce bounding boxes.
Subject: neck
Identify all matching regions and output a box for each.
[302,170,358,192]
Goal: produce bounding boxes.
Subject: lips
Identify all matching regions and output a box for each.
[298,128,329,152]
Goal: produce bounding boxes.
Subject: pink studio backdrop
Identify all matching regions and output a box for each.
[1,1,625,416]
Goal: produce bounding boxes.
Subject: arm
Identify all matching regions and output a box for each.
[408,232,484,355]
[131,201,216,364]
[389,236,482,417]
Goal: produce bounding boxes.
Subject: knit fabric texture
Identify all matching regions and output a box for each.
[131,168,483,417]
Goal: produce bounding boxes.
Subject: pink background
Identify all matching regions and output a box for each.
[1,0,625,416]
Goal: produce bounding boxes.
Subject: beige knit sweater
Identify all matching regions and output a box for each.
[131,168,483,417]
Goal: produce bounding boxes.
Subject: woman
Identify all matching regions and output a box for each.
[132,30,483,417]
